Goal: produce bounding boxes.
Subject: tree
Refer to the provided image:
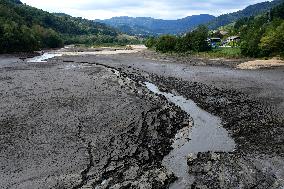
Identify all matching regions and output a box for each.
[153,25,210,53]
[155,35,177,53]
[20,25,39,51]
[239,15,268,57]
[32,25,63,48]
[189,25,211,52]
[42,29,63,48]
[259,21,284,56]
[271,2,284,20]
[175,36,191,52]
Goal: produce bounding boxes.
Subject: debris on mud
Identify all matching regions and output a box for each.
[187,152,282,189]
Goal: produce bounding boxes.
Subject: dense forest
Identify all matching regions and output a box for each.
[145,2,284,58]
[0,0,139,53]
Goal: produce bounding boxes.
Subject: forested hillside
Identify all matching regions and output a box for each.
[208,0,284,29]
[97,15,216,36]
[0,0,138,53]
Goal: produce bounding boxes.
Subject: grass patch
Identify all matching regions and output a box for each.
[195,47,243,59]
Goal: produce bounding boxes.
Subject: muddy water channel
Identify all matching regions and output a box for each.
[145,82,236,189]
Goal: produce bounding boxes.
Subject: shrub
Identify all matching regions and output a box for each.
[145,37,157,48]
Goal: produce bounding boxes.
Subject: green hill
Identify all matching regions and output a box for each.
[208,0,284,29]
[0,0,130,53]
[233,2,284,57]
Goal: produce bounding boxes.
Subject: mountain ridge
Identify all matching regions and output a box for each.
[96,14,216,36]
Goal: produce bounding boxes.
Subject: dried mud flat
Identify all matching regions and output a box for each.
[0,48,284,189]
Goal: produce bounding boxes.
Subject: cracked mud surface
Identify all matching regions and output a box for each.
[67,51,283,188]
[1,48,284,188]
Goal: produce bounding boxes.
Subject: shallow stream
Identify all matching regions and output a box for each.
[145,82,236,189]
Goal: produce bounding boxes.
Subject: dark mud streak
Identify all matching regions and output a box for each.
[73,118,96,189]
[77,120,86,143]
[73,142,95,189]
[79,61,146,84]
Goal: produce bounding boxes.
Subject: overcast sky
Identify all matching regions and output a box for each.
[20,0,269,20]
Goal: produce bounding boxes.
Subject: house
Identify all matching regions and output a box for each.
[227,36,240,42]
[224,36,241,47]
[208,37,221,48]
[220,30,228,36]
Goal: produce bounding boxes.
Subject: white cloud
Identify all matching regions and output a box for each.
[20,0,269,20]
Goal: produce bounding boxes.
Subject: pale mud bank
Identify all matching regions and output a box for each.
[237,58,284,69]
[60,45,146,55]
[25,45,146,63]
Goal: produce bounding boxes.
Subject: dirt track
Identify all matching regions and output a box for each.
[0,48,283,188]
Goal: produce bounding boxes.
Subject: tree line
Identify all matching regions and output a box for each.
[145,25,211,53]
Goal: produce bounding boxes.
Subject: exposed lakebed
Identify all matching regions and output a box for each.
[29,49,284,189]
[26,51,237,188]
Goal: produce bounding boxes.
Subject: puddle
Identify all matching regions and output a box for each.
[63,64,92,70]
[144,82,235,189]
[27,53,62,63]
